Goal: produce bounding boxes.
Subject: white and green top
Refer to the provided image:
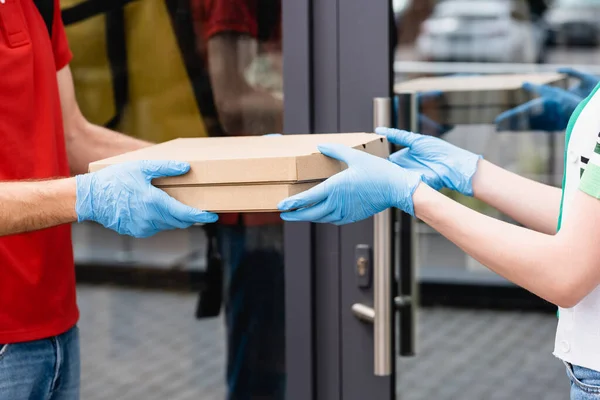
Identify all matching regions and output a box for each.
[554,83,600,371]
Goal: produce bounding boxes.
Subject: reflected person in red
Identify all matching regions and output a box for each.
[191,1,286,399]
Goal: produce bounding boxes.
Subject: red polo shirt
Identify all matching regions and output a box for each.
[0,0,77,344]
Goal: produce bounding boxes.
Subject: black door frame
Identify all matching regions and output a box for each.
[283,1,395,399]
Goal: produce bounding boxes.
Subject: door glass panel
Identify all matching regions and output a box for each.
[394,0,594,398]
[65,1,285,398]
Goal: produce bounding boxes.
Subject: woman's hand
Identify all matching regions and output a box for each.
[378,127,482,196]
[278,143,422,224]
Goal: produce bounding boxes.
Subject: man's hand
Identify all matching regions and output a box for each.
[378,127,482,197]
[278,144,422,224]
[75,160,218,238]
[495,68,599,132]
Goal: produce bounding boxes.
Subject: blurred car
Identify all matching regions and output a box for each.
[416,0,543,63]
[545,0,600,47]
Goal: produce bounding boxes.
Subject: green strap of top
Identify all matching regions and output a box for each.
[557,82,600,231]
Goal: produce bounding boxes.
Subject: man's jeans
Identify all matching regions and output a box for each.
[566,361,600,399]
[217,224,285,400]
[0,326,80,400]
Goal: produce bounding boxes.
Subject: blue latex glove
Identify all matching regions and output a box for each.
[495,84,582,132]
[76,160,218,238]
[495,68,598,132]
[277,143,422,225]
[560,67,599,98]
[377,127,482,197]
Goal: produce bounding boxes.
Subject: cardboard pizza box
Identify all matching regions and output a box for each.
[89,133,390,212]
[394,73,569,126]
[162,182,318,213]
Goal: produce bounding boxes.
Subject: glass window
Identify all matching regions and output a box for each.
[395,2,590,395]
[66,1,285,398]
[395,0,596,278]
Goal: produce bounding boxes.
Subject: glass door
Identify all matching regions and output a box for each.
[285,0,586,398]
[66,0,286,398]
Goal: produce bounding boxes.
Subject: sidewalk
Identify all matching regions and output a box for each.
[77,285,566,400]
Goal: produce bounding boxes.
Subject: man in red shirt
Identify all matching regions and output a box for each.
[0,1,217,398]
[192,1,285,399]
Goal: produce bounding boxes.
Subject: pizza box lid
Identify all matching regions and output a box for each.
[89,133,390,186]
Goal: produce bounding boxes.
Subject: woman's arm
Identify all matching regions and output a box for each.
[472,160,562,234]
[278,143,599,309]
[380,128,562,234]
[413,183,599,308]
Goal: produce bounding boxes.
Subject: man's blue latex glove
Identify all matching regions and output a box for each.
[277,143,422,225]
[75,160,218,238]
[377,127,482,197]
[495,68,598,132]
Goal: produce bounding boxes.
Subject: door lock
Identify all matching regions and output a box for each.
[357,258,367,276]
[355,245,372,288]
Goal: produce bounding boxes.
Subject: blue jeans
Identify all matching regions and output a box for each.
[566,361,600,399]
[0,326,80,400]
[217,224,285,400]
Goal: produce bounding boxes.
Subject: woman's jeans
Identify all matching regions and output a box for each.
[566,361,600,399]
[0,326,80,400]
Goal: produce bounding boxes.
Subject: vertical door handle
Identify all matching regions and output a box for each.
[351,98,394,377]
[373,98,393,376]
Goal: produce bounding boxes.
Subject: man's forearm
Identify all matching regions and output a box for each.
[413,183,578,308]
[207,33,283,136]
[66,121,152,175]
[0,179,77,236]
[472,160,562,234]
[213,85,283,136]
[237,91,283,135]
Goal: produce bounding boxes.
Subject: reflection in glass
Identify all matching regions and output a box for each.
[65,1,285,398]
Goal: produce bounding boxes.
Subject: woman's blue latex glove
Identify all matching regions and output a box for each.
[495,68,598,132]
[377,127,482,197]
[277,143,422,224]
[75,160,218,238]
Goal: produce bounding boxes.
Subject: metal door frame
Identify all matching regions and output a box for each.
[283,1,395,399]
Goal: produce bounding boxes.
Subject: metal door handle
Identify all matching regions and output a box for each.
[374,98,393,376]
[352,303,375,323]
[351,98,394,377]
[351,97,419,376]
[374,208,393,375]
